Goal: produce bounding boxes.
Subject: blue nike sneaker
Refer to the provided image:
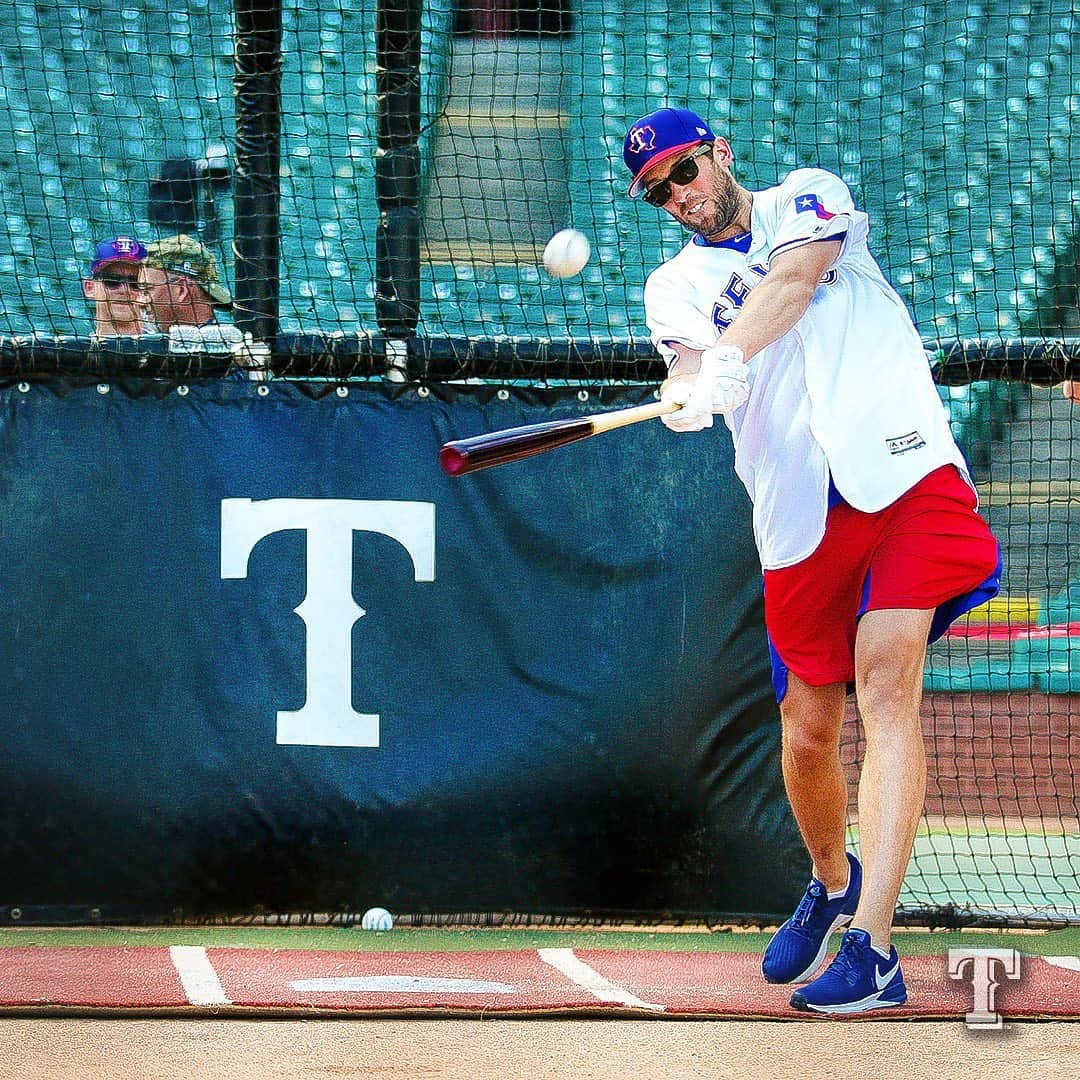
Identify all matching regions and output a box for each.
[790,928,907,1013]
[761,852,861,984]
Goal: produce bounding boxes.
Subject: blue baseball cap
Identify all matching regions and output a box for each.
[90,236,148,275]
[624,107,716,198]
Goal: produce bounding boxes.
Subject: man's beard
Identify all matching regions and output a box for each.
[680,171,742,238]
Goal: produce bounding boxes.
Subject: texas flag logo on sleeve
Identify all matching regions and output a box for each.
[796,194,835,220]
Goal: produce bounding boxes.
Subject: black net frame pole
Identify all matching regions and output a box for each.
[233,0,283,342]
[375,0,422,349]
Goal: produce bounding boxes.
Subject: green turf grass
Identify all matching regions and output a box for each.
[2,925,1080,956]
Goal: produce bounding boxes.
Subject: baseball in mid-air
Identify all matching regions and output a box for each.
[542,228,590,278]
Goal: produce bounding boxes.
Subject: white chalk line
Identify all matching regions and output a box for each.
[538,947,664,1012]
[168,944,232,1006]
[1044,955,1080,973]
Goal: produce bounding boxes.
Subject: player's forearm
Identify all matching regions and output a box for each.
[662,261,822,382]
[717,270,818,362]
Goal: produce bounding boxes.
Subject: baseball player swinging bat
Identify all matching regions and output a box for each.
[439,398,679,476]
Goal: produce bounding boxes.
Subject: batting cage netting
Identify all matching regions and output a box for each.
[0,0,1078,927]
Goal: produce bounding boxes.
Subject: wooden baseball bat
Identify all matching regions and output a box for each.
[439,399,679,476]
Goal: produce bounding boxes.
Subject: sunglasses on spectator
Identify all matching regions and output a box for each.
[94,273,140,290]
[642,143,714,207]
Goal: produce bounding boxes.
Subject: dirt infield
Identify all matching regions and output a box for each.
[2,1018,1077,1079]
[4,941,1077,1018]
[2,929,1078,1077]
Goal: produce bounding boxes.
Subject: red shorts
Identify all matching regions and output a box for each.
[763,465,1001,701]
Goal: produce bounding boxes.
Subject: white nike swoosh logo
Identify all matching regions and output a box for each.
[875,959,900,990]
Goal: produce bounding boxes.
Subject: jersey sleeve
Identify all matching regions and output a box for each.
[767,169,869,267]
[643,265,717,368]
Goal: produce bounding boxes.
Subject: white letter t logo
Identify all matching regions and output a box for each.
[221,498,436,747]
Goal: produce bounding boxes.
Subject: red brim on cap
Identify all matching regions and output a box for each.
[91,255,143,275]
[628,139,706,198]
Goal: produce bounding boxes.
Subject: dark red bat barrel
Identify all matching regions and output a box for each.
[439,416,594,476]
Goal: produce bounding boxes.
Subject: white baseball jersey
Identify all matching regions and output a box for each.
[644,167,971,569]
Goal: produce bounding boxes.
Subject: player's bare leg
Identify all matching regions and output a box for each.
[779,676,849,892]
[763,676,858,986]
[849,607,934,949]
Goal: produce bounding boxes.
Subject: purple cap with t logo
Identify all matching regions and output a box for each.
[90,236,148,275]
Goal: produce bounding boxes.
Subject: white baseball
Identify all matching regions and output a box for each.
[361,906,394,931]
[542,229,590,278]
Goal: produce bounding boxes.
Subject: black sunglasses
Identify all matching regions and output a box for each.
[642,143,714,207]
[94,273,140,290]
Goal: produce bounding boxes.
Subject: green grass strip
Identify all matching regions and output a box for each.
[2,925,1080,955]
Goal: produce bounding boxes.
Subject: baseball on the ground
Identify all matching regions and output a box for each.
[542,228,590,278]
[361,907,394,931]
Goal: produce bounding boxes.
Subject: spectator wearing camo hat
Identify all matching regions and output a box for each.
[138,233,262,376]
[138,233,234,333]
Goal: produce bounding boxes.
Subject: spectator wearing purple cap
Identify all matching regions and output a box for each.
[82,236,148,338]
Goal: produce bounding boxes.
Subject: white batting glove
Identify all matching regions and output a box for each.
[699,344,749,413]
[661,345,749,432]
[661,378,712,431]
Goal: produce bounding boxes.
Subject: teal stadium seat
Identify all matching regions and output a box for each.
[0,0,1074,347]
[278,0,385,332]
[922,657,1031,693]
[1000,582,1080,691]
[562,2,1075,351]
[0,0,236,333]
[923,615,1034,692]
[1037,581,1080,628]
[1010,625,1080,694]
[937,380,1023,469]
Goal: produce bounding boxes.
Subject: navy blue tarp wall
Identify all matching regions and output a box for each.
[0,380,805,921]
